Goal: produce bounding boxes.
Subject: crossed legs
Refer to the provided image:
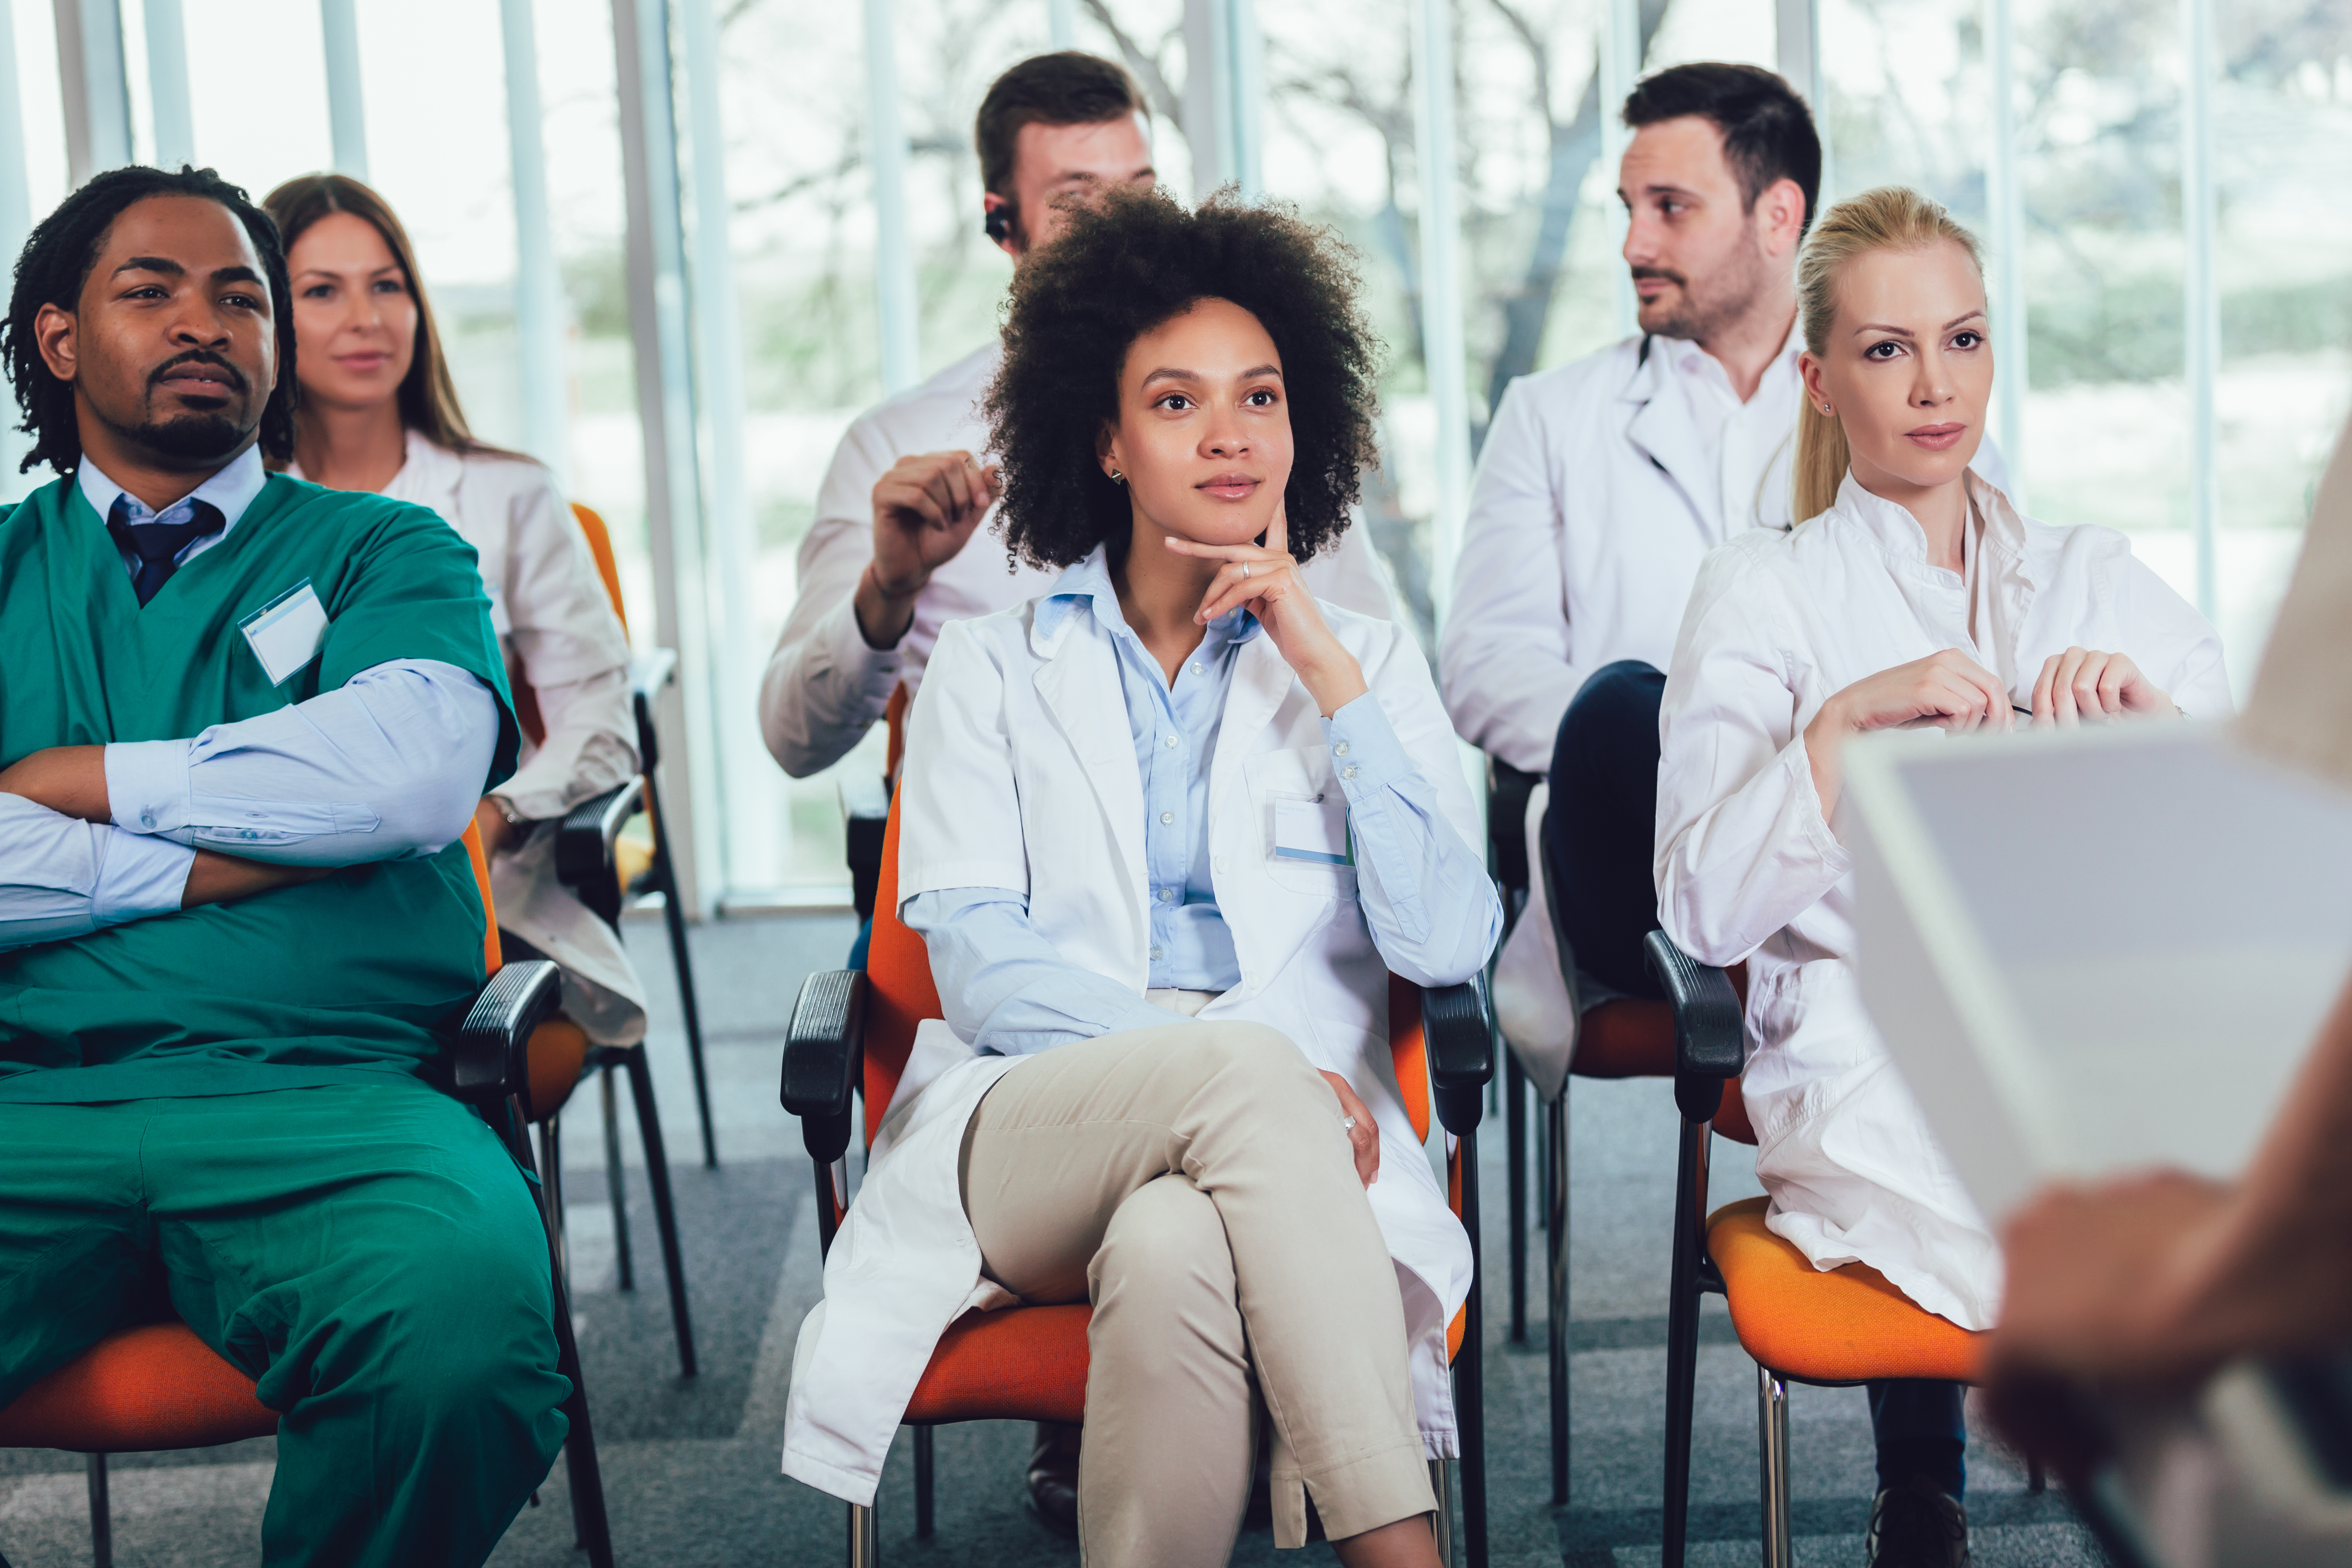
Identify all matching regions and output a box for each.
[959,1020,1437,1567]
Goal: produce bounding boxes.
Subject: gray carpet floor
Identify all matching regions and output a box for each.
[0,911,2112,1567]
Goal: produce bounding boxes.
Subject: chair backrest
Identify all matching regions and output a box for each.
[883,679,911,786]
[863,790,1435,1148]
[570,502,630,634]
[462,821,502,976]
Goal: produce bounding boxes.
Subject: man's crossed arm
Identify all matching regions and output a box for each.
[0,660,498,951]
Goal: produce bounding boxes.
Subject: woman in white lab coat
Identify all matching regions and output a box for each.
[264,174,647,1048]
[1653,187,2230,1562]
[781,188,1500,1568]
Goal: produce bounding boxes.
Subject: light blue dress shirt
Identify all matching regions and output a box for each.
[0,448,499,951]
[904,552,1500,1056]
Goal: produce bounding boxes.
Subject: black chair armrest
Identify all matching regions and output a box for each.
[781,969,867,1165]
[1423,973,1495,1137]
[554,778,644,916]
[451,959,563,1104]
[1642,930,1747,1121]
[839,772,891,922]
[1487,759,1541,904]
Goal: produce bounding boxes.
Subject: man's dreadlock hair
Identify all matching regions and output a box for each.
[2,164,297,475]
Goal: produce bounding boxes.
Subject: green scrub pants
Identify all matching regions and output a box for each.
[0,1081,570,1568]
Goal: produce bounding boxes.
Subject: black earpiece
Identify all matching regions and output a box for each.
[984,203,1017,245]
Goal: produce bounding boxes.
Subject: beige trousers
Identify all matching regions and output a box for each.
[959,1001,1434,1566]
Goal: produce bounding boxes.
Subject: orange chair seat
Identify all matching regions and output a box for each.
[905,1305,1090,1426]
[1568,1001,1756,1143]
[0,1323,276,1452]
[1707,1197,1980,1385]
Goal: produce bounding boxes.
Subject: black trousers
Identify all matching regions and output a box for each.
[1542,659,1968,1497]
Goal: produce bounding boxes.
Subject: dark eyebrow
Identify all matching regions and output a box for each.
[1240,363,1281,379]
[211,265,263,286]
[1139,367,1201,388]
[113,256,184,277]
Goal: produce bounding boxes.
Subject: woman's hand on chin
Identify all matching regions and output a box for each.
[2029,647,2175,726]
[1163,503,1368,717]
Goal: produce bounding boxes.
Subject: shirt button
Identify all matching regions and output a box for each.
[1189,663,1204,675]
[140,812,155,827]
[1160,811,1175,825]
[1334,741,1350,756]
[1150,945,1163,961]
[1341,765,1359,780]
[1166,735,1179,749]
[1159,887,1175,902]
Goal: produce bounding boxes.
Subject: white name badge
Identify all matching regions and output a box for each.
[239,579,330,686]
[1273,795,1352,866]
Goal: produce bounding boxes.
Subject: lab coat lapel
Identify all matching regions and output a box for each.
[1032,612,1147,907]
[1621,341,1725,542]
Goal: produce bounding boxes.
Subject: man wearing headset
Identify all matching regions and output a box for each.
[757,51,1392,791]
[757,49,1393,1538]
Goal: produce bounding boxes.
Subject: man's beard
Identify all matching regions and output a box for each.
[1639,230,1772,344]
[114,408,253,463]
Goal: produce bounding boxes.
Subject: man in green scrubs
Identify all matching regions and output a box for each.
[0,166,567,1566]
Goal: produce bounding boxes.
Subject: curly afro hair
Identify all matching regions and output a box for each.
[984,185,1383,571]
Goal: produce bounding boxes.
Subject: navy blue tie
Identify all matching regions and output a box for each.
[105,494,225,607]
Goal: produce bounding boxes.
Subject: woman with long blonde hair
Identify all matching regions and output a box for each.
[1653,186,2230,1565]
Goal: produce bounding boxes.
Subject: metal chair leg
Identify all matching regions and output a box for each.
[642,773,718,1168]
[1661,1117,1712,1568]
[847,1500,879,1568]
[600,1065,635,1292]
[913,1424,935,1537]
[510,1093,616,1568]
[1506,1051,1527,1344]
[625,1047,699,1377]
[1457,1126,1488,1568]
[539,1116,569,1297]
[1429,1457,1457,1568]
[86,1453,111,1568]
[1758,1364,1793,1568]
[1546,1089,1569,1506]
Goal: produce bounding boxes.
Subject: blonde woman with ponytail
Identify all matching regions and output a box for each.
[1651,186,2231,1565]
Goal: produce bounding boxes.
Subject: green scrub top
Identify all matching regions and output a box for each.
[0,466,521,1102]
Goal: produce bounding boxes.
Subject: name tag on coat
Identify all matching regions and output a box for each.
[239,579,330,686]
[1273,794,1352,866]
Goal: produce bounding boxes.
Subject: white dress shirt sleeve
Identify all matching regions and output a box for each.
[1653,547,1853,967]
[486,467,640,821]
[1439,377,1585,774]
[0,794,195,951]
[758,416,908,778]
[104,658,501,866]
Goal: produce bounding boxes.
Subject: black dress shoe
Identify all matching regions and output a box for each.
[1025,1420,1081,1538]
[1866,1483,1971,1567]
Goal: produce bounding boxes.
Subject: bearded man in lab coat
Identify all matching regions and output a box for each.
[1440,63,2003,1071]
[755,50,1392,1536]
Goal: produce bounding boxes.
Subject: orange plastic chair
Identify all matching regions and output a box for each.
[1643,931,2036,1567]
[0,826,610,1568]
[782,791,1497,1567]
[560,501,715,1172]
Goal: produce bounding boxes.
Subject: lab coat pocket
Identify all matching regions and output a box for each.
[1244,746,1359,901]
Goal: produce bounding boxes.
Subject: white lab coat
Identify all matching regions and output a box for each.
[759,341,1401,778]
[1653,470,2231,1330]
[299,432,649,1046]
[1441,333,2007,1096]
[781,581,1482,1506]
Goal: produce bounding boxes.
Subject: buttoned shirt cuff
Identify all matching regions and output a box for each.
[91,826,195,925]
[827,591,908,682]
[105,737,196,837]
[1319,693,1417,800]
